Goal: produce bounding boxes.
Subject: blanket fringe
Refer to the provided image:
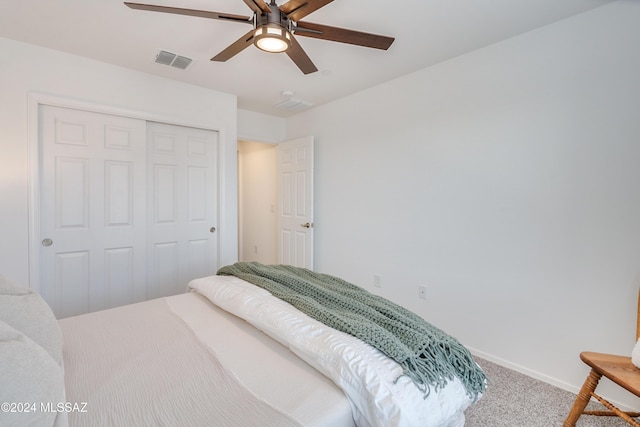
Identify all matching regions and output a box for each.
[397,342,486,400]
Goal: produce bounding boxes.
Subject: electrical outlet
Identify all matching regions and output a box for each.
[373,274,382,288]
[418,285,427,300]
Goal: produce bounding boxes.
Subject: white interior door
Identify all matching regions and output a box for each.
[146,122,219,299]
[39,105,147,318]
[277,136,314,269]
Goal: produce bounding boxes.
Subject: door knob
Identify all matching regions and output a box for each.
[301,222,313,229]
[209,227,216,233]
[41,238,53,247]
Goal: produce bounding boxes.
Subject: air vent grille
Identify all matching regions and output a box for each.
[274,98,313,111]
[171,56,192,70]
[155,50,193,70]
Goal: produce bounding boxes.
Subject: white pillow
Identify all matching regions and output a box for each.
[0,320,65,427]
[0,276,63,366]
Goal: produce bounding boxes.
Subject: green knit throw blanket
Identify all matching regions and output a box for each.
[218,262,486,400]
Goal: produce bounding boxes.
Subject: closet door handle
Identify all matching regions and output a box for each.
[301,222,313,229]
[42,238,53,247]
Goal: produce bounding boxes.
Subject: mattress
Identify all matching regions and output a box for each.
[59,292,355,427]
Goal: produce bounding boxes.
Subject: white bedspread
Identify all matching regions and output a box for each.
[188,275,476,427]
[60,294,354,427]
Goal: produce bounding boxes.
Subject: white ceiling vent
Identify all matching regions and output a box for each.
[155,50,192,70]
[274,98,313,112]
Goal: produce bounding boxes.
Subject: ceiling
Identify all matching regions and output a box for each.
[0,0,613,117]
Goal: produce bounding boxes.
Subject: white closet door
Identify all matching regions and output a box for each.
[39,107,219,318]
[39,105,147,318]
[146,122,219,299]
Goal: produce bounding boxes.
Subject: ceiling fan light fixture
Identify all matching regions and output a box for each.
[254,24,291,53]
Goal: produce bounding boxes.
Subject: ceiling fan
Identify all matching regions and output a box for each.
[124,0,395,74]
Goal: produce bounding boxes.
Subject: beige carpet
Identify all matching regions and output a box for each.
[465,357,632,426]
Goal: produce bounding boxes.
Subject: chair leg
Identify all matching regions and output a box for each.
[564,369,602,427]
[588,391,640,427]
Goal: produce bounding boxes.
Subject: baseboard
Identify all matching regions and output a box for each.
[468,347,637,412]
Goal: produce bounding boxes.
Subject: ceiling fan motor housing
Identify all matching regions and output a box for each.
[253,2,293,53]
[256,2,291,31]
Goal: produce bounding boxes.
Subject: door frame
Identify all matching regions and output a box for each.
[26,92,229,293]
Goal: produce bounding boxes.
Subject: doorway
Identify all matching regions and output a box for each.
[238,136,314,269]
[238,140,278,264]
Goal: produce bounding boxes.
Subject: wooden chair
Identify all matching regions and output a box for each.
[564,290,640,426]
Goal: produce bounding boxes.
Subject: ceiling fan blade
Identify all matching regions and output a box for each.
[241,0,271,14]
[124,2,252,23]
[295,21,394,50]
[211,30,255,62]
[286,35,318,74]
[279,0,333,22]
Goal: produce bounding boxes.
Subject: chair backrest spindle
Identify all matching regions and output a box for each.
[636,288,640,342]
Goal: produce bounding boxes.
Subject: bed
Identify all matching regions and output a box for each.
[0,264,486,427]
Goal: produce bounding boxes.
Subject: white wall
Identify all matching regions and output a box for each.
[238,109,286,143]
[0,37,239,288]
[238,140,278,264]
[286,0,640,406]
